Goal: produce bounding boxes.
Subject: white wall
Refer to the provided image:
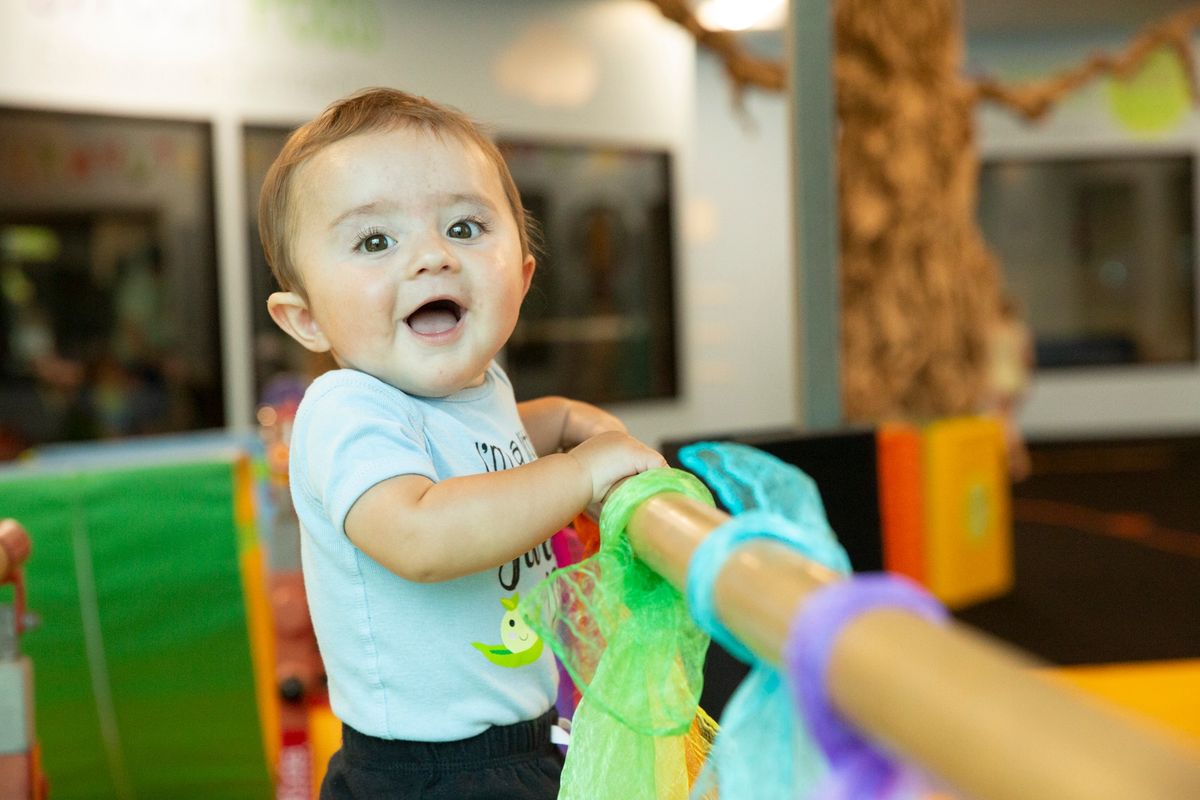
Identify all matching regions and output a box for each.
[0,0,802,447]
[970,29,1200,438]
[622,51,799,445]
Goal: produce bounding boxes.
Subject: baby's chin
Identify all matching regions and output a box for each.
[373,367,489,399]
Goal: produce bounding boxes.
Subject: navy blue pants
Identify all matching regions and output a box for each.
[320,708,563,799]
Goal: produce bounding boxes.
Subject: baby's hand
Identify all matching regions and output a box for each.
[568,431,668,506]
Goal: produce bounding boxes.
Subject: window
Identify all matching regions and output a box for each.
[0,108,222,457]
[978,155,1196,369]
[500,140,679,403]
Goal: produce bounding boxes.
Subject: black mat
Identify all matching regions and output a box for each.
[955,435,1200,666]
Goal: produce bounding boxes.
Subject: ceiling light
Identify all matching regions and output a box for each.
[695,0,786,32]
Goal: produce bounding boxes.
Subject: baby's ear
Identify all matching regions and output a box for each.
[520,254,536,297]
[268,291,332,353]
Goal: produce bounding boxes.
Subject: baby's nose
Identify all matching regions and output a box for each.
[407,240,459,276]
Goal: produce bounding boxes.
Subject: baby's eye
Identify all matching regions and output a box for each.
[357,232,394,253]
[447,218,487,240]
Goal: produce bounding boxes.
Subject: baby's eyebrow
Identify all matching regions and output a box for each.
[329,201,391,229]
[442,192,497,212]
[328,194,497,229]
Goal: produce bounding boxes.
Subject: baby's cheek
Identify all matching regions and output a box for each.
[356,284,400,324]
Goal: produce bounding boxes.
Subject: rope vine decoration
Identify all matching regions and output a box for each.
[650,0,785,93]
[969,7,1200,119]
[647,0,1200,421]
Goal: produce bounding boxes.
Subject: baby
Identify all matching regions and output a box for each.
[260,87,666,799]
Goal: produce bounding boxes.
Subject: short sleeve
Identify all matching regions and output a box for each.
[296,377,437,537]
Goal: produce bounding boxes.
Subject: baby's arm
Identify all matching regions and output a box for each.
[344,431,665,583]
[517,396,628,455]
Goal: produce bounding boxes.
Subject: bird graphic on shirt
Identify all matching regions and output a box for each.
[471,593,545,667]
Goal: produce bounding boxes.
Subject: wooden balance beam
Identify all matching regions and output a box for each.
[626,493,1200,800]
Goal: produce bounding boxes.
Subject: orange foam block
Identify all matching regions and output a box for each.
[877,422,926,583]
[920,416,1013,608]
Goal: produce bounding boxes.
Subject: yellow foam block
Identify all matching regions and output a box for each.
[921,416,1013,608]
[240,543,280,775]
[309,703,341,798]
[1051,660,1200,743]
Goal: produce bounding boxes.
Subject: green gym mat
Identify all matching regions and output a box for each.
[0,448,273,799]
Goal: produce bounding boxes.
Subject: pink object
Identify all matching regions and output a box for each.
[548,526,585,739]
[0,519,31,582]
[550,526,584,569]
[0,754,31,800]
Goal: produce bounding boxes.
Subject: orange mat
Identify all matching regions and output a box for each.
[1051,659,1200,743]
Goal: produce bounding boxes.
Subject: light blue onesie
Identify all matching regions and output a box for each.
[288,364,558,742]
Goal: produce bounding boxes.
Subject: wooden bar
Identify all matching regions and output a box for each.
[626,492,1200,800]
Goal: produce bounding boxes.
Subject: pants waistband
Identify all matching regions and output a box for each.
[339,708,557,771]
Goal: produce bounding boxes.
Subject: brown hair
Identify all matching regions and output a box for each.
[259,87,533,294]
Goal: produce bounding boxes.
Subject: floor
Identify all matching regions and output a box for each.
[956,435,1200,666]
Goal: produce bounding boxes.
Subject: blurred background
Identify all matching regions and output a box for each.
[3,0,1200,447]
[0,1,1198,798]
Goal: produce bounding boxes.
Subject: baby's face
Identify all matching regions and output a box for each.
[288,126,534,397]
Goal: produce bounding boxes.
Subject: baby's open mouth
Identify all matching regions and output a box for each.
[406,299,464,335]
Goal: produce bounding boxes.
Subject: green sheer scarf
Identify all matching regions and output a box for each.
[520,468,716,799]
